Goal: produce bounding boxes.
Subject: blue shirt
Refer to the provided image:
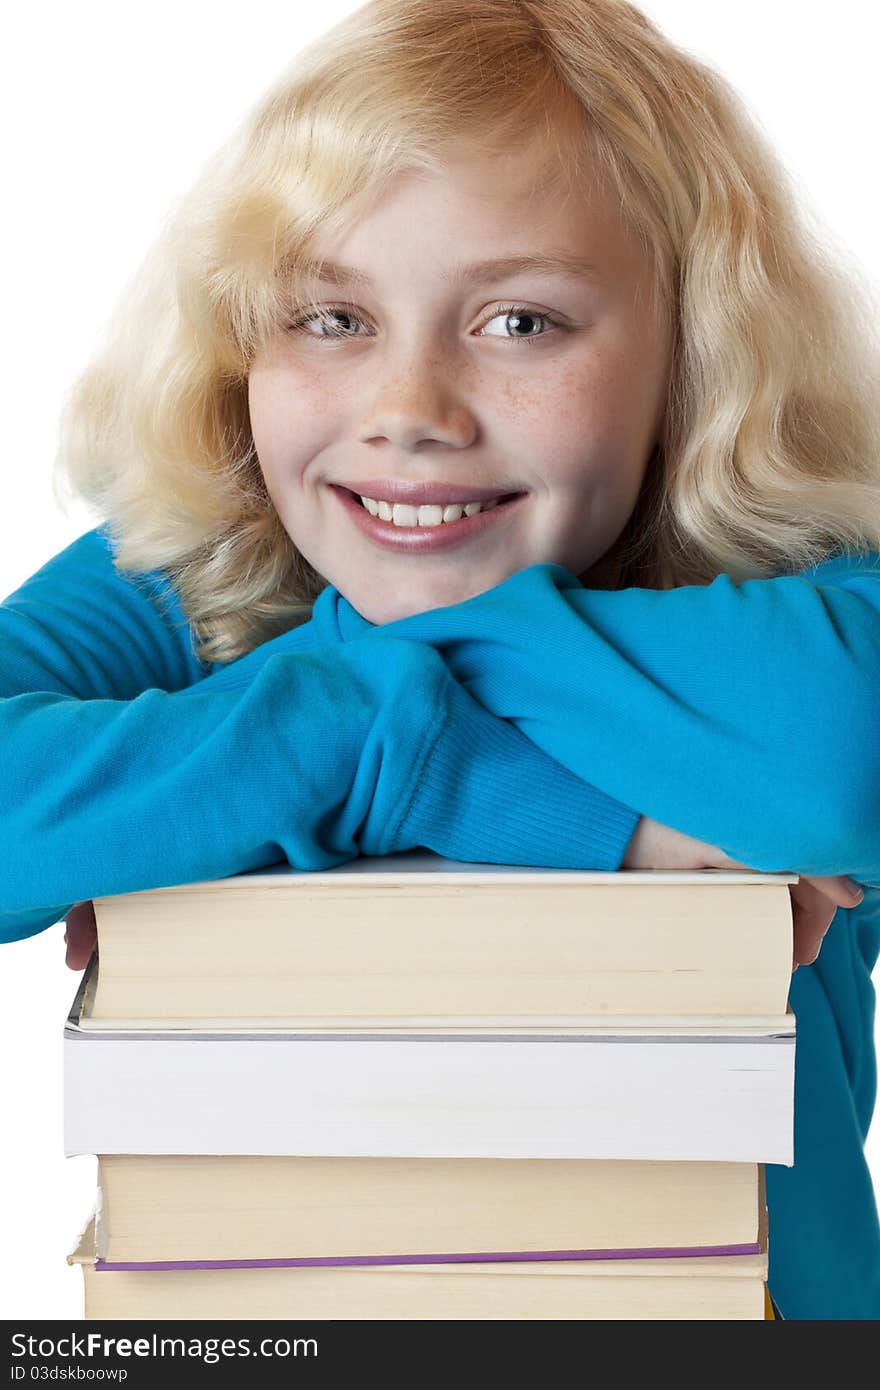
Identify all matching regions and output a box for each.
[2,524,878,1318]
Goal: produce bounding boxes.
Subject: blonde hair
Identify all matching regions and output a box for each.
[53,0,880,664]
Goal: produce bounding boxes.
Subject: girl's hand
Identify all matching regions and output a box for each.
[64,900,97,971]
[783,874,863,968]
[622,815,863,970]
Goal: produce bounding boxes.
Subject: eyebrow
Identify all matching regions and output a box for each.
[298,253,603,289]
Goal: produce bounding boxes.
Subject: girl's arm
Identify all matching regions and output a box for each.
[1,529,641,944]
[332,553,880,882]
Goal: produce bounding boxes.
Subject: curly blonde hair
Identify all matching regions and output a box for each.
[53,0,880,664]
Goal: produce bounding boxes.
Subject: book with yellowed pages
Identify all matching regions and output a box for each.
[92,1155,767,1265]
[68,1212,770,1320]
[84,851,798,1027]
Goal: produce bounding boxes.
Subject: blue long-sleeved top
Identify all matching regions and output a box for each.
[2,524,879,1318]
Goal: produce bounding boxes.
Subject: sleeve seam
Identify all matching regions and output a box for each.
[386,673,452,847]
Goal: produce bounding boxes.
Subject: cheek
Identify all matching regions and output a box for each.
[248,368,327,477]
[562,344,661,457]
[247,371,288,461]
[551,348,629,420]
[485,364,603,468]
[536,372,630,475]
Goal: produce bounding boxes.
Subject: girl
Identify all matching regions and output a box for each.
[5,0,880,1319]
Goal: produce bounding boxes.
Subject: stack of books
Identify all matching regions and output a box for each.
[65,850,795,1319]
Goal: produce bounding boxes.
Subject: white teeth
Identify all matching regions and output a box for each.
[393,504,419,527]
[358,494,503,527]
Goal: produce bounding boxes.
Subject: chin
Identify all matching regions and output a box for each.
[362,596,436,625]
[337,589,408,626]
[345,578,468,626]
[346,556,535,624]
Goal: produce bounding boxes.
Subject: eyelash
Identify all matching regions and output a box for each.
[285,302,567,348]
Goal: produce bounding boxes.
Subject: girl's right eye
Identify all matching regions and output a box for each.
[287,306,368,340]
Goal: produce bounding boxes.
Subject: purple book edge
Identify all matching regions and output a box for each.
[96,1242,761,1272]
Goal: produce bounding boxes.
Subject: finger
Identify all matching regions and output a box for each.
[793,918,830,968]
[790,879,835,968]
[64,902,97,971]
[799,874,863,908]
[65,931,94,971]
[66,906,96,961]
[66,932,96,971]
[793,924,829,968]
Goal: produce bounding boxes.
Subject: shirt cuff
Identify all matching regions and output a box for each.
[392,672,642,871]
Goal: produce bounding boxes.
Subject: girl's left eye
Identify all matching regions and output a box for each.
[479,305,565,345]
[286,303,566,347]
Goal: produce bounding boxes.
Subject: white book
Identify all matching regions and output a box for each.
[64,977,794,1164]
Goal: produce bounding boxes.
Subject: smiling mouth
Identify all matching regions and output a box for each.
[330,484,527,551]
[344,488,524,525]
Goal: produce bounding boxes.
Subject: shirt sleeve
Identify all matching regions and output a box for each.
[0,529,641,945]
[342,553,880,882]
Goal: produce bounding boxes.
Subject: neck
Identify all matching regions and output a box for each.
[579,548,625,591]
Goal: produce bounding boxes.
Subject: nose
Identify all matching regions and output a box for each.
[356,353,477,452]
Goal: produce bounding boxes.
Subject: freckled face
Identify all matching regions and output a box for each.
[247,144,672,624]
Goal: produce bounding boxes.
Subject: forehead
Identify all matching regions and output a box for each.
[305,140,649,291]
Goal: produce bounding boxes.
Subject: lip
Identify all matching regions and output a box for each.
[335,479,519,506]
[330,484,527,553]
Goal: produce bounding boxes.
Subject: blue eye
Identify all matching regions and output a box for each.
[286,302,566,347]
[480,304,564,344]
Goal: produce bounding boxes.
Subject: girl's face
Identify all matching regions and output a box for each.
[248,145,672,623]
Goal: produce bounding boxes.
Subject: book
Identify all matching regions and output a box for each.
[92,1154,765,1264]
[68,1213,769,1319]
[63,857,796,1319]
[64,966,795,1163]
[83,852,798,1027]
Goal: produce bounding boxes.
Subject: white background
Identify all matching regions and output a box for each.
[0,1,878,1318]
